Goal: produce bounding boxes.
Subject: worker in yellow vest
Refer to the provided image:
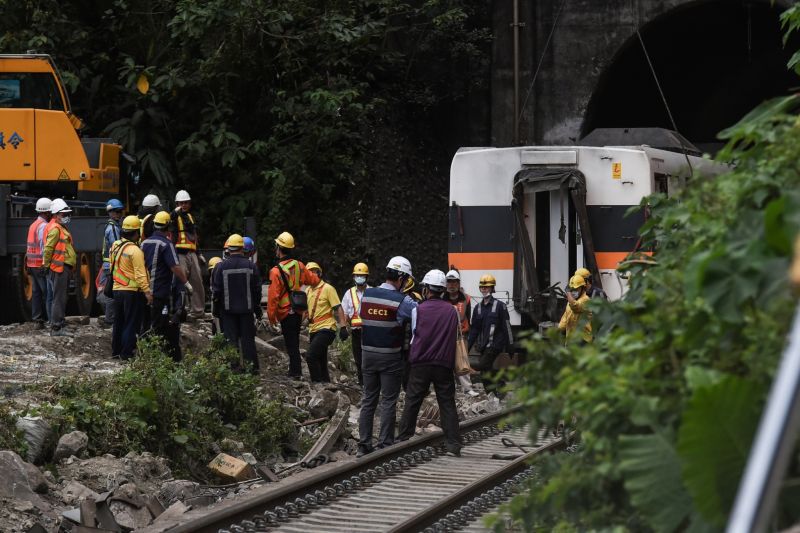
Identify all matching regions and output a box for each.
[169,190,205,319]
[109,216,152,359]
[340,262,370,386]
[304,262,348,383]
[42,199,76,337]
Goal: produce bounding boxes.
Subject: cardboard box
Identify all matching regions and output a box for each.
[208,453,257,482]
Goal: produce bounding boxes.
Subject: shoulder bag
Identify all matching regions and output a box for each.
[278,263,308,312]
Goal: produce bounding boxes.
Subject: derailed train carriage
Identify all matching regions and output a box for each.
[447,128,725,329]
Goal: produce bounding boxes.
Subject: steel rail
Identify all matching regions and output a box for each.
[168,409,518,533]
[387,433,567,532]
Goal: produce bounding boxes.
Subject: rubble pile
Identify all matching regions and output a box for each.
[0,318,507,531]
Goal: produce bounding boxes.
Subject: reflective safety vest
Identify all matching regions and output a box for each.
[277,259,301,309]
[174,212,197,251]
[360,287,405,354]
[25,217,48,268]
[349,286,364,328]
[49,223,73,273]
[109,241,138,288]
[102,219,120,263]
[452,294,471,334]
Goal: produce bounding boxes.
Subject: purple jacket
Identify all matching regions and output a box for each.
[409,298,459,368]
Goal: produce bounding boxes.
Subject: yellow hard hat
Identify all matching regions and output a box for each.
[306,261,322,273]
[353,262,369,275]
[575,267,591,279]
[275,231,295,249]
[479,274,496,287]
[122,215,141,231]
[208,257,222,269]
[153,211,171,226]
[226,233,244,249]
[569,274,586,289]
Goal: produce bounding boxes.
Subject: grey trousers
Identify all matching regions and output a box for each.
[96,267,115,324]
[49,265,71,330]
[358,351,403,451]
[178,252,205,317]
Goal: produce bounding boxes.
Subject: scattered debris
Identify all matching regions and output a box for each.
[53,430,89,462]
[208,453,258,483]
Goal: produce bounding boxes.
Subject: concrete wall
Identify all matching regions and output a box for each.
[491,0,791,147]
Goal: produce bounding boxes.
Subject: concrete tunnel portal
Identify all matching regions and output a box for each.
[581,0,800,153]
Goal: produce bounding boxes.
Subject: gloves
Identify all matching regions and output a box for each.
[254,306,263,320]
[338,328,350,341]
[184,281,193,295]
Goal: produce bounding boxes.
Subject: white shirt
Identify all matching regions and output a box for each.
[340,284,369,324]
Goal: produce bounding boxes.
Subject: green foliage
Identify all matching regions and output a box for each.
[32,338,295,478]
[497,7,800,530]
[0,401,27,456]
[0,0,491,287]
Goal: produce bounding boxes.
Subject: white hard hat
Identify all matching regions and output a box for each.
[50,198,72,214]
[445,269,461,281]
[386,256,413,277]
[35,198,52,213]
[142,194,161,207]
[422,269,447,290]
[175,190,191,202]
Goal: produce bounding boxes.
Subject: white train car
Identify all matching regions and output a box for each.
[447,128,722,327]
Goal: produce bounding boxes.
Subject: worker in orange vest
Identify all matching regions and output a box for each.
[25,198,52,329]
[42,199,77,337]
[340,262,370,386]
[267,231,319,379]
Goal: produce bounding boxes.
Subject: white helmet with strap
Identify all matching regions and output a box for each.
[50,198,72,214]
[386,256,412,277]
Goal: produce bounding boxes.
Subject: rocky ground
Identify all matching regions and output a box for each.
[0,316,504,532]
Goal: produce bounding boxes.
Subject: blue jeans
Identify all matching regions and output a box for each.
[30,268,48,322]
[358,351,403,451]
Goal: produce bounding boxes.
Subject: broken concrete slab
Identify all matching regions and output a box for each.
[0,451,50,509]
[151,501,189,525]
[61,480,100,506]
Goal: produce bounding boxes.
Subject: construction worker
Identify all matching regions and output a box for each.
[304,262,349,383]
[559,274,593,344]
[97,198,124,328]
[397,269,462,456]
[212,234,262,374]
[340,262,370,386]
[42,199,76,337]
[243,237,257,265]
[357,256,417,457]
[169,190,205,320]
[25,198,51,329]
[109,216,152,359]
[467,274,513,374]
[141,211,190,360]
[575,267,608,300]
[400,275,423,391]
[444,268,477,396]
[267,231,319,379]
[138,194,161,241]
[208,256,223,335]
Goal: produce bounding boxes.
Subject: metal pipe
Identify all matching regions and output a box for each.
[513,0,520,145]
[726,305,800,533]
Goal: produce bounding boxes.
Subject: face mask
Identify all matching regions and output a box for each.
[60,216,71,225]
[570,290,581,299]
[354,276,367,285]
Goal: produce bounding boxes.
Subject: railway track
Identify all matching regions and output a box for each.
[166,410,567,533]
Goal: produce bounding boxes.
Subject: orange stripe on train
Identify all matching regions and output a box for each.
[448,252,514,270]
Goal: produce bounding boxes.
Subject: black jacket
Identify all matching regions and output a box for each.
[212,255,261,314]
[467,296,513,353]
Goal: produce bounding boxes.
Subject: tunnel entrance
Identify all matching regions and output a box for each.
[581,0,799,153]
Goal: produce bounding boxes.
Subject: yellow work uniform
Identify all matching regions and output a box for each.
[110,240,151,293]
[305,282,341,334]
[558,294,592,343]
